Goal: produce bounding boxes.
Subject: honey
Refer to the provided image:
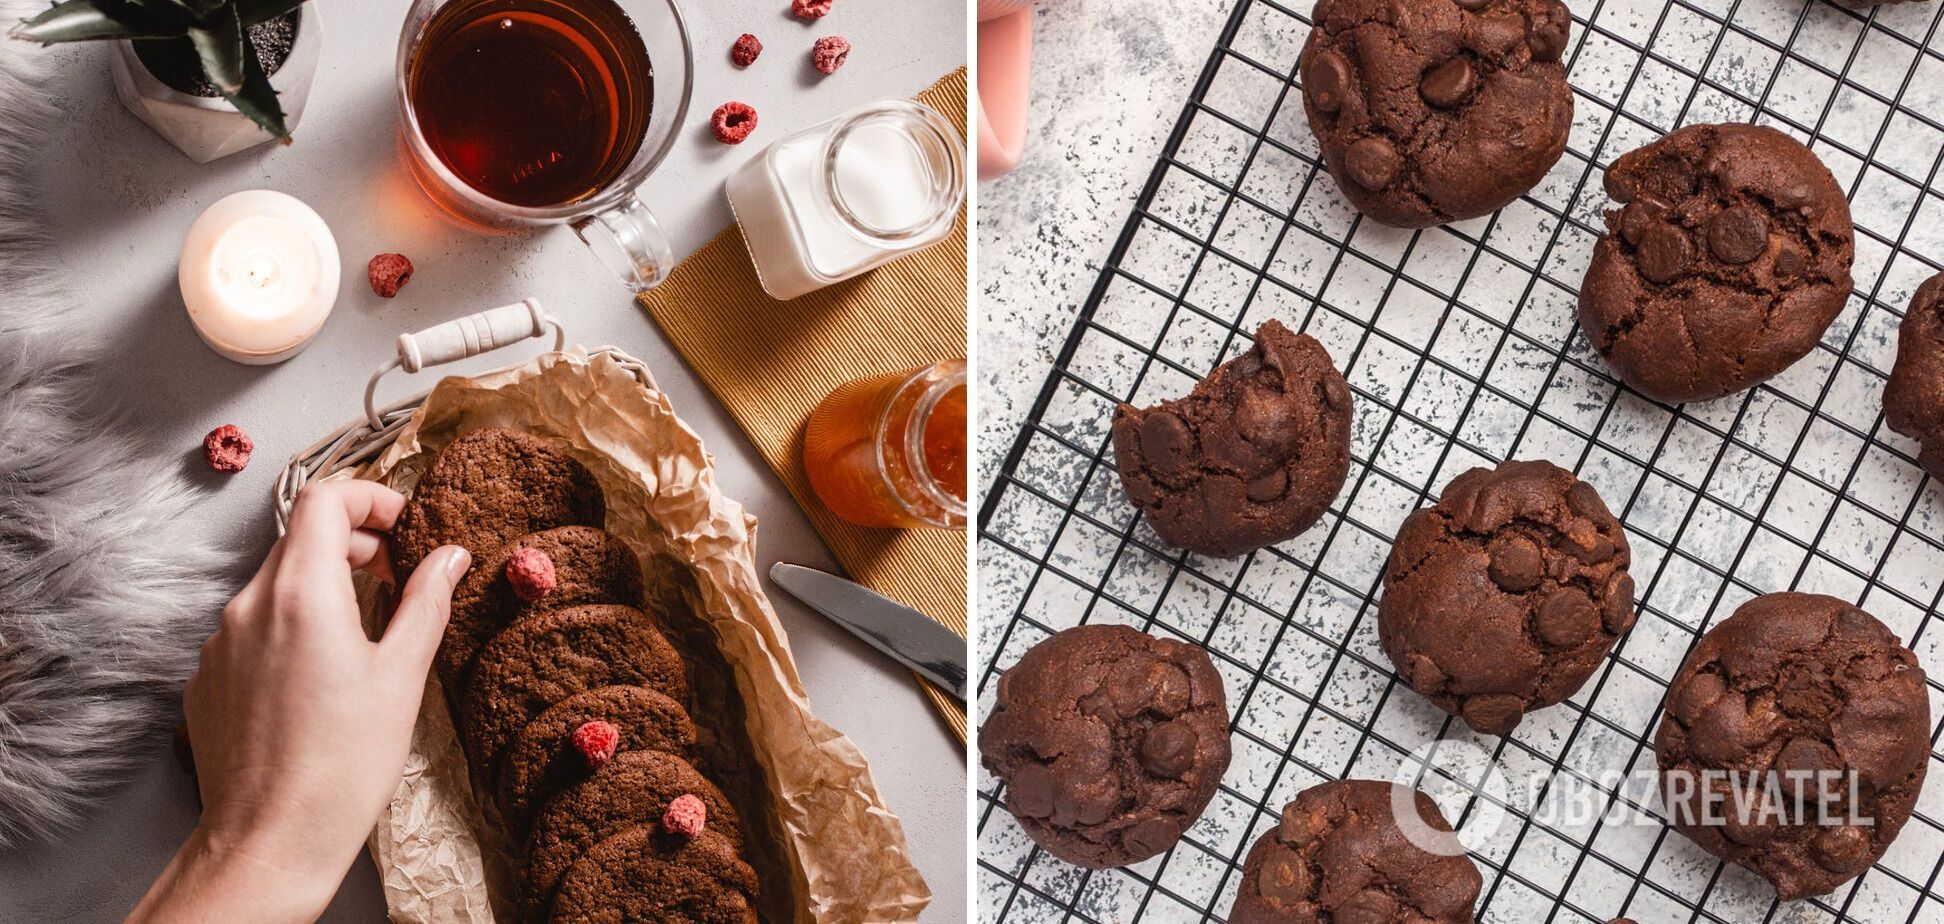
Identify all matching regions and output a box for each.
[803,360,967,530]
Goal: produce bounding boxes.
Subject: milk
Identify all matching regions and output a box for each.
[727,100,963,300]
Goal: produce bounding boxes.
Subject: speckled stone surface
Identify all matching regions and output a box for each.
[977,1,1944,922]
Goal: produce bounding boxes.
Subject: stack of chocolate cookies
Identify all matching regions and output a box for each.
[391,427,759,923]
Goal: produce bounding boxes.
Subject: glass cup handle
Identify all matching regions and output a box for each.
[572,193,674,292]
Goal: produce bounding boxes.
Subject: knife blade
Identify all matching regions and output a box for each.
[769,563,967,701]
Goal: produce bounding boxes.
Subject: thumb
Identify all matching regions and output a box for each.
[381,545,472,673]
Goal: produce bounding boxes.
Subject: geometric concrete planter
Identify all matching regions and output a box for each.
[106,6,320,163]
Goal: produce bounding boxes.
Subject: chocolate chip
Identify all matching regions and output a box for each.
[1773,180,1814,210]
[1773,241,1806,279]
[1056,778,1119,825]
[1673,671,1727,724]
[1322,371,1352,411]
[1009,763,1055,818]
[1487,534,1544,593]
[1140,720,1199,779]
[1344,137,1400,190]
[1335,889,1398,924]
[1278,803,1324,846]
[1773,736,1843,803]
[1635,222,1692,284]
[1566,480,1610,520]
[1707,205,1769,264]
[1233,389,1297,454]
[1537,590,1599,647]
[1454,0,1490,9]
[1462,693,1525,736]
[1601,573,1636,633]
[1618,196,1671,248]
[1107,659,1193,718]
[1305,50,1352,115]
[1256,847,1311,905]
[1246,468,1290,503]
[1122,817,1179,857]
[1528,1,1571,63]
[1722,787,1777,845]
[1420,57,1477,109]
[1139,412,1195,481]
[1562,529,1617,565]
[1408,653,1447,691]
[1814,825,1872,873]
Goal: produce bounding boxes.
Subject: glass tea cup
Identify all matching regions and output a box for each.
[395,0,692,291]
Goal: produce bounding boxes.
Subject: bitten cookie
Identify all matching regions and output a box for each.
[978,624,1231,868]
[1378,460,1635,736]
[461,604,689,782]
[549,827,758,924]
[1111,320,1353,557]
[1885,272,1944,479]
[498,684,699,826]
[1298,0,1574,228]
[1656,593,1930,900]
[1579,123,1854,403]
[1229,779,1481,923]
[521,749,744,917]
[391,428,607,575]
[439,526,643,692]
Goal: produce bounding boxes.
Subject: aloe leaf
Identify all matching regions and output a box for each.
[10,0,190,43]
[232,0,302,27]
[218,35,288,140]
[185,4,242,93]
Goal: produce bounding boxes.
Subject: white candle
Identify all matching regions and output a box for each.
[179,190,340,365]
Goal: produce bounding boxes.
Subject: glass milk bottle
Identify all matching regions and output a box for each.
[726,100,964,300]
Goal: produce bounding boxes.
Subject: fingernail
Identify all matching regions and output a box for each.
[442,547,473,582]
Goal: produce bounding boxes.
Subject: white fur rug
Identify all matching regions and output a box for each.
[0,6,229,846]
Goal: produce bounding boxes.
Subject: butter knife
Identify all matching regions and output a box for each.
[769,563,967,701]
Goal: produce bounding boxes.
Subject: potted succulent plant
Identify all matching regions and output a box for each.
[10,0,320,162]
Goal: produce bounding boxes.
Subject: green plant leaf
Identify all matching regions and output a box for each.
[9,0,191,43]
[232,0,303,27]
[219,34,288,140]
[185,4,242,93]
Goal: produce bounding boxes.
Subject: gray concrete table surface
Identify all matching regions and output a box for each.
[975,0,1230,493]
[0,0,967,919]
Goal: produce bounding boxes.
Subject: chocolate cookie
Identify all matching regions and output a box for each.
[1579,123,1855,403]
[1656,593,1930,900]
[1378,460,1635,736]
[521,749,743,917]
[461,604,689,782]
[439,526,643,693]
[549,827,757,924]
[1228,779,1481,923]
[977,623,1231,868]
[1298,0,1574,228]
[391,428,607,575]
[1111,320,1353,557]
[1885,272,1944,479]
[498,684,698,827]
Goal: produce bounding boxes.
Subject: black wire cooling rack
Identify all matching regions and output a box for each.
[975,0,1944,921]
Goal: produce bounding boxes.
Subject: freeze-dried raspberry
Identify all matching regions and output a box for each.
[504,548,558,601]
[791,0,831,19]
[811,36,850,75]
[730,33,762,67]
[711,102,758,144]
[571,720,621,769]
[367,253,413,298]
[663,793,707,837]
[202,424,253,474]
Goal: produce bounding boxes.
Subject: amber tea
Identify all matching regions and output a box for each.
[408,0,652,208]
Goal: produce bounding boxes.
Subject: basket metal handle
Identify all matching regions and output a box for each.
[363,298,566,429]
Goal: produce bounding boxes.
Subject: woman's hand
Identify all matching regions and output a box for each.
[131,480,471,924]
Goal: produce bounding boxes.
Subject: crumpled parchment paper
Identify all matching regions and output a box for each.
[328,348,929,923]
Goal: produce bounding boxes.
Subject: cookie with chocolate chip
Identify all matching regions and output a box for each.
[498,684,698,827]
[1298,0,1575,228]
[391,427,607,576]
[1885,272,1944,480]
[439,526,644,695]
[978,624,1231,868]
[521,749,743,917]
[1378,460,1635,736]
[1579,123,1855,403]
[1111,320,1353,557]
[1228,779,1482,924]
[1656,593,1930,900]
[550,826,758,924]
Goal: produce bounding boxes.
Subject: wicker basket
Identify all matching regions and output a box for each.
[272,298,655,530]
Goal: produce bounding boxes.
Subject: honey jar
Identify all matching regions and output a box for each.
[803,359,966,529]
